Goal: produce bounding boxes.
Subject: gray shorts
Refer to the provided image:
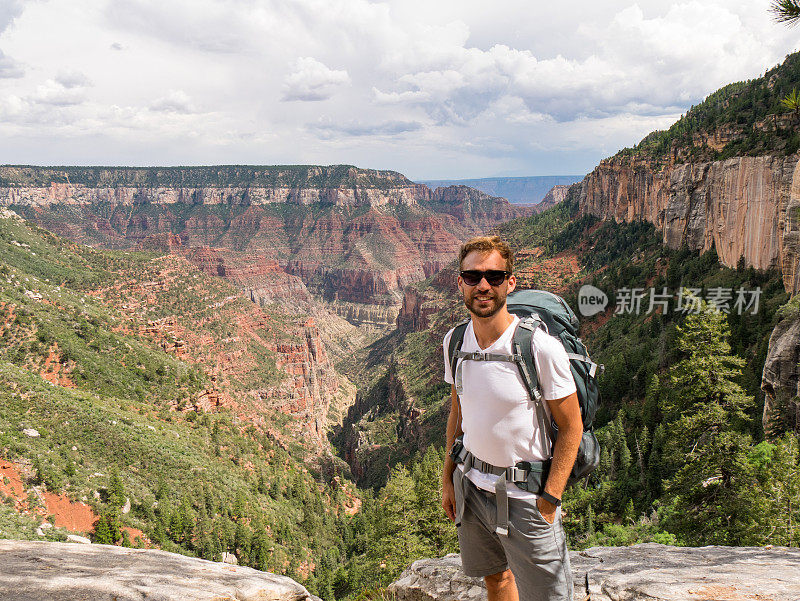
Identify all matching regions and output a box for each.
[453,471,573,601]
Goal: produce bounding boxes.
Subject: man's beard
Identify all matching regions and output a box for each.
[464,290,506,318]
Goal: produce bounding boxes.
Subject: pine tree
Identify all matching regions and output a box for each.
[586,504,595,536]
[635,426,650,487]
[660,293,757,544]
[772,0,800,26]
[411,446,458,556]
[92,511,122,545]
[93,515,114,544]
[623,499,636,525]
[370,465,433,585]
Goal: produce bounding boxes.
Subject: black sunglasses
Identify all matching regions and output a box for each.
[460,270,510,286]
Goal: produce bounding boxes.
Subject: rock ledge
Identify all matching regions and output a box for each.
[0,539,320,601]
[389,543,800,601]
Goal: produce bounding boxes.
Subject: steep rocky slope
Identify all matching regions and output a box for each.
[0,209,349,450]
[762,295,800,435]
[576,52,800,434]
[579,153,800,295]
[0,165,530,328]
[533,184,571,214]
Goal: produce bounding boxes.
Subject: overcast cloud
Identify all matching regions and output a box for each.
[0,0,797,178]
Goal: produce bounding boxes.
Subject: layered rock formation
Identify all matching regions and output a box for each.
[762,298,800,436]
[578,153,800,296]
[533,184,570,214]
[0,165,530,328]
[82,250,345,449]
[184,247,316,309]
[389,544,800,601]
[0,539,320,601]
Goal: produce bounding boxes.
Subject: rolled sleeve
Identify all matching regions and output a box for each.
[443,328,455,385]
[533,332,577,401]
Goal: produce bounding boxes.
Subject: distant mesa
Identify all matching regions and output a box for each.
[0,164,413,190]
[419,174,585,205]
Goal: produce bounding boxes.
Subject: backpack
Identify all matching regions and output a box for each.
[447,288,602,480]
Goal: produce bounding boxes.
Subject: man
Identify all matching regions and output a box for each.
[441,235,583,601]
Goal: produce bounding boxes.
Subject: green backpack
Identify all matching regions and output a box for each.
[447,288,602,480]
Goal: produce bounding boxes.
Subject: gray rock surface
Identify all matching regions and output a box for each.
[0,539,321,601]
[762,306,800,435]
[389,554,486,601]
[389,544,800,601]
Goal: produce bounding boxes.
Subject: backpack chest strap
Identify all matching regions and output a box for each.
[454,349,524,394]
[455,350,522,363]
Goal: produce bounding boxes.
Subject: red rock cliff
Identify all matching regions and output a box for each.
[578,154,800,295]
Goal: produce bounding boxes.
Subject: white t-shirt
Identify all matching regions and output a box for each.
[443,315,577,499]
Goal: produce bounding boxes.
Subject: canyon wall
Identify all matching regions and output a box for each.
[579,153,800,435]
[578,153,800,296]
[762,299,800,436]
[533,184,571,214]
[0,166,529,327]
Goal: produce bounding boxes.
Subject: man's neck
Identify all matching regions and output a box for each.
[471,308,515,350]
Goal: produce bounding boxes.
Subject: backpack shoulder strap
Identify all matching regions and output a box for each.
[447,320,470,383]
[513,316,542,402]
[514,315,552,454]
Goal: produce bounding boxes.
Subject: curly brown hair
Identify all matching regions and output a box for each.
[458,235,514,273]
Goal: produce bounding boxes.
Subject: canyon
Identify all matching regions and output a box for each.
[0,165,530,330]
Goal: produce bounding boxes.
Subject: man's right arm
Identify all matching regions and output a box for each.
[442,384,462,522]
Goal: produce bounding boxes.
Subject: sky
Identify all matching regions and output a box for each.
[0,0,798,180]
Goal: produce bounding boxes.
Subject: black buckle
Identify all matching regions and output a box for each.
[450,437,464,462]
[513,459,551,494]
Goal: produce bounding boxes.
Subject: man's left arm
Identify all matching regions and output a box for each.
[538,390,582,523]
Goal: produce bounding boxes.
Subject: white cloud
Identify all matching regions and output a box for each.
[149,90,197,114]
[30,79,87,107]
[307,118,422,138]
[104,0,254,54]
[0,0,24,34]
[0,0,797,177]
[0,49,23,78]
[55,70,92,89]
[282,57,351,102]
